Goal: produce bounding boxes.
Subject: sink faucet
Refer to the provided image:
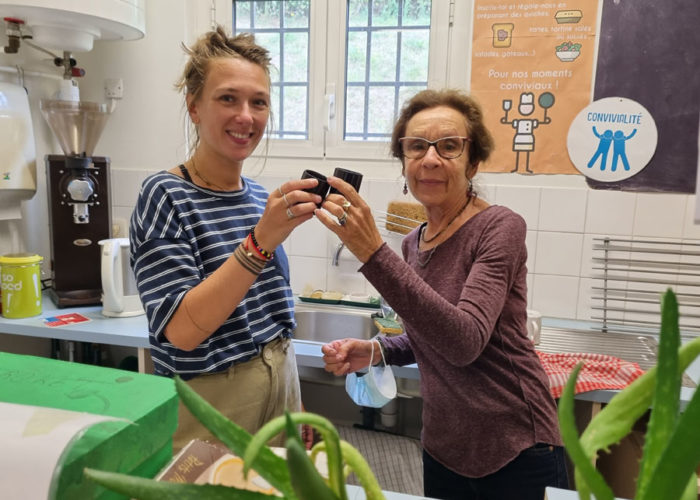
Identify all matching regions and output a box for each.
[332,242,345,266]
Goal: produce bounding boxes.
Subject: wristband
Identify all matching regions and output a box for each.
[250,227,274,260]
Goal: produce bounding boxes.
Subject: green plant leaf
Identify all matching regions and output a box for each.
[558,362,614,500]
[579,336,700,459]
[242,413,347,500]
[285,433,339,500]
[680,473,699,500]
[174,376,295,498]
[636,289,681,497]
[337,440,385,500]
[638,386,700,500]
[84,468,279,500]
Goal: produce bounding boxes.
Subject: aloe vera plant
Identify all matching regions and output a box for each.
[559,289,700,500]
[84,376,386,499]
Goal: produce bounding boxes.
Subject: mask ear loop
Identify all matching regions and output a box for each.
[372,336,388,368]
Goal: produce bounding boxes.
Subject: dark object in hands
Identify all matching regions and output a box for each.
[301,169,330,206]
[330,167,363,194]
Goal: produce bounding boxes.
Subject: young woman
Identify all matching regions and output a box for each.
[130,27,320,450]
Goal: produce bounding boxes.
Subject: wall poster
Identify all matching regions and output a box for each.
[470,0,599,175]
[469,0,700,194]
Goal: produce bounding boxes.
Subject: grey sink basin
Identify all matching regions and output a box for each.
[293,309,377,343]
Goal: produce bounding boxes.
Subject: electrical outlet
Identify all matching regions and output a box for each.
[105,78,124,99]
[112,217,128,237]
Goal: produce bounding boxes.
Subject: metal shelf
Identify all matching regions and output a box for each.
[590,237,700,337]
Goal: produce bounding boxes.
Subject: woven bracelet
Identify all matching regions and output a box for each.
[234,243,265,275]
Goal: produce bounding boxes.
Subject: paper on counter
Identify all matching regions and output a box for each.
[0,402,122,500]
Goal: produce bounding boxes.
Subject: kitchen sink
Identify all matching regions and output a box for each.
[293,309,377,344]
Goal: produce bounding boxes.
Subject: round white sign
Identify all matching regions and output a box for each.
[567,97,657,182]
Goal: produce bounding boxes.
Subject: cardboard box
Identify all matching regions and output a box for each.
[0,353,178,499]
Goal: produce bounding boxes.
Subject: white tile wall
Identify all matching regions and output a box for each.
[111,168,698,320]
[585,189,636,235]
[632,193,686,238]
[534,232,584,276]
[538,187,587,232]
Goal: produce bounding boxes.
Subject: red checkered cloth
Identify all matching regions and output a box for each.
[536,351,646,399]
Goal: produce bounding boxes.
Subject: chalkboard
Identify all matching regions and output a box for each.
[587,0,700,193]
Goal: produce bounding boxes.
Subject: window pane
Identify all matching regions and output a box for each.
[255,32,281,81]
[234,0,310,140]
[367,86,395,135]
[254,1,281,29]
[402,0,431,26]
[345,87,366,135]
[348,0,369,27]
[284,0,309,28]
[347,32,367,82]
[400,30,429,81]
[234,1,252,29]
[398,85,421,108]
[344,0,431,141]
[284,33,308,82]
[372,0,399,27]
[283,86,308,133]
[370,31,397,82]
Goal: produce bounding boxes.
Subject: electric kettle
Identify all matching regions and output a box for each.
[98,238,144,317]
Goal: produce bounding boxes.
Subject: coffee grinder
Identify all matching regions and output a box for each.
[40,99,112,307]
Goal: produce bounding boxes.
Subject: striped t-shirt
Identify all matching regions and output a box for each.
[129,171,295,378]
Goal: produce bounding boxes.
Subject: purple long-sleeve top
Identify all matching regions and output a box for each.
[360,205,562,478]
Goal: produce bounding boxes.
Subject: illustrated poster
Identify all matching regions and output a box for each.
[470,0,600,174]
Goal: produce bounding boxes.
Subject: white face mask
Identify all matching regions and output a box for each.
[345,339,397,408]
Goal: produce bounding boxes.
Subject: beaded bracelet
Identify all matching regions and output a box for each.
[250,227,274,260]
[243,234,267,262]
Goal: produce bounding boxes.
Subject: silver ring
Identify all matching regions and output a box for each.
[286,207,295,220]
[278,187,291,207]
[338,211,348,226]
[341,200,352,210]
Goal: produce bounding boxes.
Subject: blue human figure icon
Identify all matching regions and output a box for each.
[610,129,637,172]
[587,127,613,170]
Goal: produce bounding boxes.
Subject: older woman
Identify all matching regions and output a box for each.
[129,27,321,450]
[317,89,567,500]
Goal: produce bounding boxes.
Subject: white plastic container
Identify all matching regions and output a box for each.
[0,82,35,221]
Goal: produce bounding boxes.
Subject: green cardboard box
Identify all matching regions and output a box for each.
[0,352,178,499]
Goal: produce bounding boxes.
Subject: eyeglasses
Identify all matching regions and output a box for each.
[398,136,471,160]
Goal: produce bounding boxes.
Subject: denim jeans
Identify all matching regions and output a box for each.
[423,443,569,500]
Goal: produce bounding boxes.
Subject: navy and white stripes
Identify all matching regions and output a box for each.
[129,171,295,378]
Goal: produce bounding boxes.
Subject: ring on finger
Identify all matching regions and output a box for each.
[338,211,348,226]
[286,207,295,220]
[278,187,291,207]
[341,200,352,210]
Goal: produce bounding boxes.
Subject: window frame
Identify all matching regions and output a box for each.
[218,0,456,162]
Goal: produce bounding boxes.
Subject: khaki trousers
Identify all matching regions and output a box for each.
[173,337,301,452]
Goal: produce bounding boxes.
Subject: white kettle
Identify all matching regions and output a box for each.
[98,238,144,317]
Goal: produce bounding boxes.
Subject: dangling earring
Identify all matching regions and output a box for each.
[403,180,408,195]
